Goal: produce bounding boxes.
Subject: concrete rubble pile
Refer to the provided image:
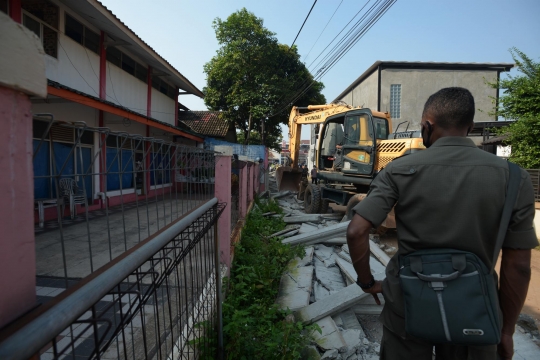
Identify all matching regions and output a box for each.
[267,173,389,360]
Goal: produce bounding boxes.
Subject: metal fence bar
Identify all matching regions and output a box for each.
[0,198,219,360]
[3,116,226,359]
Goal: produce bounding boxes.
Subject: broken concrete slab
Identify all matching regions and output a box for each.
[339,309,364,333]
[282,221,350,246]
[295,284,370,324]
[336,257,386,284]
[351,305,384,315]
[314,281,333,302]
[271,190,293,199]
[283,214,323,224]
[320,349,339,360]
[282,230,300,238]
[341,329,364,359]
[336,257,357,285]
[337,251,352,264]
[299,223,319,234]
[313,258,346,301]
[342,244,350,254]
[289,246,314,268]
[314,245,335,262]
[276,265,314,311]
[312,316,347,353]
[268,226,300,238]
[301,345,321,360]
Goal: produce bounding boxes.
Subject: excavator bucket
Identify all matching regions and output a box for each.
[275,166,303,192]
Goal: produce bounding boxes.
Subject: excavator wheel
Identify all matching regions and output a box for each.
[346,194,367,220]
[320,199,330,214]
[304,184,321,214]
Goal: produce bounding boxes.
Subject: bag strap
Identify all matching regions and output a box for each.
[490,162,521,273]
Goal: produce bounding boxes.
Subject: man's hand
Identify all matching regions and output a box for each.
[497,332,514,360]
[363,280,383,305]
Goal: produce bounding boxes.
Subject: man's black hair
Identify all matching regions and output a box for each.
[422,87,475,129]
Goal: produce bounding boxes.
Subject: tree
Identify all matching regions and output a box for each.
[203,9,326,148]
[236,130,282,152]
[487,48,540,168]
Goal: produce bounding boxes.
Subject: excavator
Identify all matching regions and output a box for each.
[276,103,426,221]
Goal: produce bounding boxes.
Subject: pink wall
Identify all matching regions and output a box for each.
[215,156,231,267]
[0,87,36,327]
[239,165,248,219]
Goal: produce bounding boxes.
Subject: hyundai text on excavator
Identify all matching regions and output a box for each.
[276,103,425,222]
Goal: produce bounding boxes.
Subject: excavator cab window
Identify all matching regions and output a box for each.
[344,117,360,145]
[373,117,389,139]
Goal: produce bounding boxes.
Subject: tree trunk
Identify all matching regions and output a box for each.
[245,112,252,145]
[261,118,265,147]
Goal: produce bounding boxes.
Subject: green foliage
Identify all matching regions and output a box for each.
[486,48,540,168]
[222,198,318,359]
[204,9,326,148]
[487,48,540,119]
[188,320,217,360]
[496,117,540,168]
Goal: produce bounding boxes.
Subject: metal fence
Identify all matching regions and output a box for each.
[0,199,225,360]
[32,114,216,280]
[0,115,226,359]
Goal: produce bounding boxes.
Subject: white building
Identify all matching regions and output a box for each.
[2,0,205,217]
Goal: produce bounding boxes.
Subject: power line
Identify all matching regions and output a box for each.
[269,0,372,115]
[303,0,344,62]
[291,0,318,47]
[269,0,397,118]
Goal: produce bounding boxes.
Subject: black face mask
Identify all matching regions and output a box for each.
[422,122,433,148]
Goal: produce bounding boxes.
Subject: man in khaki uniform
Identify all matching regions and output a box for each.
[346,87,537,359]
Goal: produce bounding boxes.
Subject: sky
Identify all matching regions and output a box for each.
[100,0,540,138]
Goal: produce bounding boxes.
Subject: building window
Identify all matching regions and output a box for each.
[390,84,401,119]
[65,13,100,54]
[106,46,148,84]
[0,0,8,14]
[21,0,58,58]
[152,75,177,100]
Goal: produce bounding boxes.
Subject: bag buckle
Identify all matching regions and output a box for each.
[428,280,446,291]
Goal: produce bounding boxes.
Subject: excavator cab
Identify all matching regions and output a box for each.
[317,109,379,177]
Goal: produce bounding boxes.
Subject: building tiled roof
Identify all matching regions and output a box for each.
[178,111,229,138]
[47,80,203,139]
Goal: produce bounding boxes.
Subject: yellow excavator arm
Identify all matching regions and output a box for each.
[288,104,355,168]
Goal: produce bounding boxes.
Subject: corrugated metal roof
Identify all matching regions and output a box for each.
[334,61,515,102]
[178,111,229,138]
[58,0,204,98]
[47,79,203,139]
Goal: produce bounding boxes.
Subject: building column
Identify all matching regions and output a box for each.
[145,67,152,194]
[98,31,106,197]
[215,154,232,268]
[8,0,21,23]
[0,12,46,327]
[239,164,248,219]
[246,163,253,204]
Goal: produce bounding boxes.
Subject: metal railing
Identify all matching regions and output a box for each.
[32,114,216,280]
[0,199,225,360]
[0,114,226,359]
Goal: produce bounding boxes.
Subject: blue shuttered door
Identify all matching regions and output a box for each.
[33,140,51,199]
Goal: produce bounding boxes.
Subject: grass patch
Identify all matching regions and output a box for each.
[221,197,319,359]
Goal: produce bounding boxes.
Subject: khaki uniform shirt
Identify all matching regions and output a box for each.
[353,136,538,336]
